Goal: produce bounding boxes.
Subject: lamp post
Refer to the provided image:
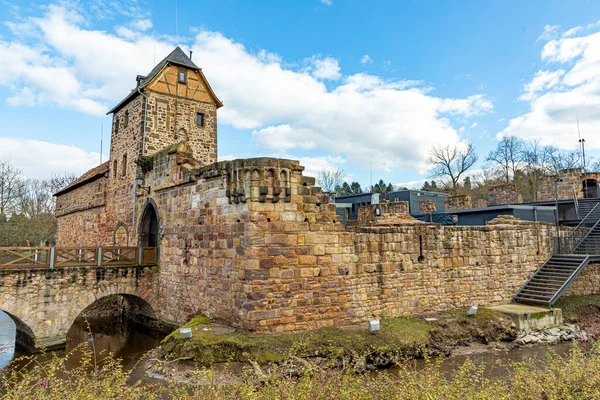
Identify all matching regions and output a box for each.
[555,177,564,253]
[580,138,587,197]
[136,174,151,194]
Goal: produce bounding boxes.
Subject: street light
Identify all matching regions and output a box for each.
[555,177,564,253]
[136,174,151,194]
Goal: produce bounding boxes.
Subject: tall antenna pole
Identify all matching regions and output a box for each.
[100,111,104,164]
[369,158,373,192]
[175,0,179,45]
[577,111,588,197]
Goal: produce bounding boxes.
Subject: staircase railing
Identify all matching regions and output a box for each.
[554,202,600,254]
[574,190,579,219]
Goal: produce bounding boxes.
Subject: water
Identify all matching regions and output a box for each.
[406,342,577,379]
[6,316,163,384]
[0,311,586,386]
[0,311,16,370]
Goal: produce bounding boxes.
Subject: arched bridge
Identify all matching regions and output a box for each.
[0,246,160,349]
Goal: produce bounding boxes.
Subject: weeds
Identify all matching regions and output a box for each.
[3,343,600,399]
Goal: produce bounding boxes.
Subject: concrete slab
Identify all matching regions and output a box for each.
[488,304,563,331]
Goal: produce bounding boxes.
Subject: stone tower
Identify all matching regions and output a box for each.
[102,47,223,244]
[107,46,222,173]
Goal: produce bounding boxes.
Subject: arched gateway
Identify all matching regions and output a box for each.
[139,202,160,248]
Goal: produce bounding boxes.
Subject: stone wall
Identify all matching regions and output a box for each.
[487,183,522,206]
[0,265,159,345]
[357,202,415,226]
[564,263,600,297]
[55,144,566,333]
[419,200,437,213]
[55,176,107,217]
[445,194,472,211]
[537,168,600,201]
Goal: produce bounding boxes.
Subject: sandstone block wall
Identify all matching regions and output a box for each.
[564,263,600,297]
[0,265,159,342]
[419,200,436,213]
[537,168,600,202]
[57,143,599,334]
[487,183,522,206]
[445,194,472,211]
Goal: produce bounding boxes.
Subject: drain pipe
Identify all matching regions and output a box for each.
[137,87,148,156]
[132,88,149,243]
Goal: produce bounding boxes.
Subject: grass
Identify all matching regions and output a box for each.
[3,342,600,399]
[555,295,600,321]
[162,315,212,342]
[160,309,515,365]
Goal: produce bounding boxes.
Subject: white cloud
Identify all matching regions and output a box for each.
[470,122,478,128]
[131,19,152,31]
[0,4,175,116]
[296,156,345,177]
[320,0,332,5]
[519,69,565,101]
[500,24,600,150]
[0,137,103,179]
[0,3,492,173]
[307,56,341,80]
[360,54,372,64]
[537,24,560,42]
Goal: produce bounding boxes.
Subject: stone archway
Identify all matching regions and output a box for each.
[139,201,160,248]
[1,310,36,352]
[112,222,129,246]
[65,293,172,359]
[584,179,598,198]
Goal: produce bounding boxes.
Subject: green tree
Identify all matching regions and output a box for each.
[371,179,395,194]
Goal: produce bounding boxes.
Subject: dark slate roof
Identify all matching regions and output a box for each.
[54,161,110,196]
[107,46,203,114]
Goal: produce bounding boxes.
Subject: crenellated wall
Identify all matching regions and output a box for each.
[56,143,595,333]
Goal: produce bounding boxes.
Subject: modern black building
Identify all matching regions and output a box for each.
[333,190,448,223]
[446,205,557,226]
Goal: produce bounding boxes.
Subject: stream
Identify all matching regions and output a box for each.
[0,311,584,384]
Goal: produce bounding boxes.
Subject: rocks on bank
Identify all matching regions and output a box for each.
[514,324,590,346]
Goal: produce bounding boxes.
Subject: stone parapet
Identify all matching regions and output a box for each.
[445,194,472,211]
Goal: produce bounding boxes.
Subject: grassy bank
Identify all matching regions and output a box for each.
[2,343,600,399]
[159,309,516,367]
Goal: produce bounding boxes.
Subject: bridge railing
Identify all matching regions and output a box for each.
[0,246,157,269]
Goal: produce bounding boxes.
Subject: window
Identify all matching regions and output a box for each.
[123,110,129,128]
[196,112,205,126]
[122,153,127,176]
[113,160,118,179]
[115,117,119,133]
[178,69,187,83]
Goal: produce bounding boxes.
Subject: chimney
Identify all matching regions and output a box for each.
[189,50,193,60]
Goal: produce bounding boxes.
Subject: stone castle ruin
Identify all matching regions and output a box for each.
[54,47,599,333]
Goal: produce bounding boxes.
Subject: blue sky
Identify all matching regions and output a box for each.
[1,0,600,188]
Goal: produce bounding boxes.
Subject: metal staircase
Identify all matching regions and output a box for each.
[514,202,600,307]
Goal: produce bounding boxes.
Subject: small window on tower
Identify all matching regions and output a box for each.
[122,153,127,176]
[113,160,118,179]
[196,112,205,126]
[123,110,129,128]
[115,117,119,133]
[178,69,187,83]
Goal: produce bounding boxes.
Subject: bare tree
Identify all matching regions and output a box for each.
[428,142,478,192]
[546,146,580,174]
[0,159,25,217]
[519,139,554,202]
[316,168,346,194]
[485,136,523,183]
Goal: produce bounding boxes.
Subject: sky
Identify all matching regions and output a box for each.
[1,0,600,189]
